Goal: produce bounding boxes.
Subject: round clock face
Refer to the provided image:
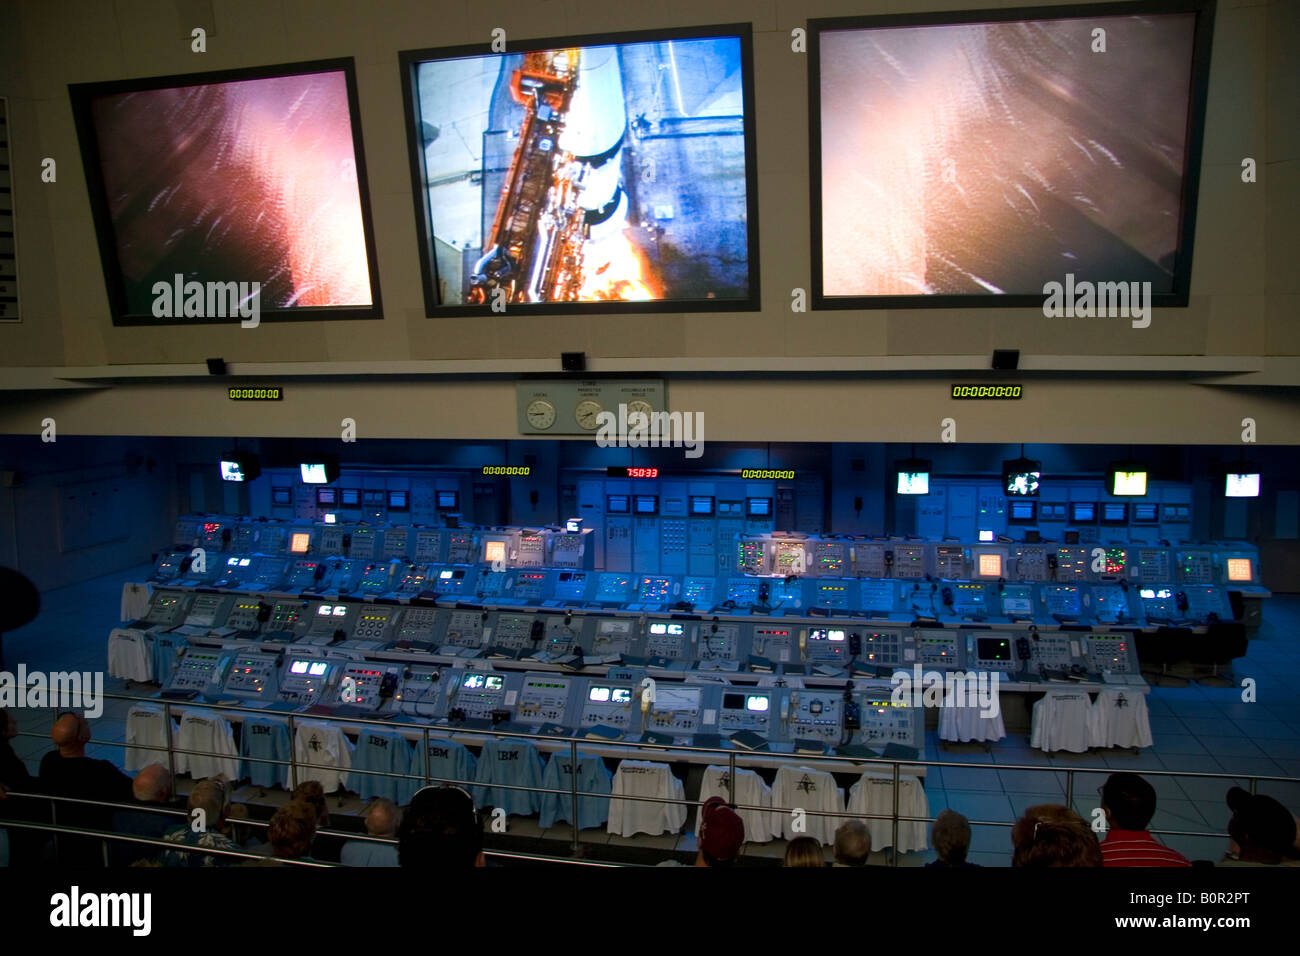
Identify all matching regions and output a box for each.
[526,399,556,430]
[626,399,654,420]
[574,400,604,430]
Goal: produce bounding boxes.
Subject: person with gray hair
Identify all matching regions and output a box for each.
[926,809,980,868]
[111,762,177,865]
[833,819,872,867]
[160,776,240,867]
[342,797,402,867]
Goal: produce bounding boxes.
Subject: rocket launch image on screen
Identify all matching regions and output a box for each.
[401,27,758,315]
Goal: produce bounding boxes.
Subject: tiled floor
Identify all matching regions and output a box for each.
[4,564,1298,867]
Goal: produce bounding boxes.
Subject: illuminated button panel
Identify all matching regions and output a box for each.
[223,656,277,696]
[719,690,772,733]
[168,650,225,691]
[580,682,635,729]
[1086,636,1134,674]
[697,624,740,662]
[452,673,506,718]
[917,629,961,667]
[444,611,486,649]
[789,692,842,744]
[893,546,926,579]
[592,619,635,657]
[515,674,572,724]
[645,621,688,658]
[805,627,849,663]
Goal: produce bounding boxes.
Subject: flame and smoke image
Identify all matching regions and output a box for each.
[86,70,375,316]
[413,36,749,306]
[87,72,374,317]
[819,14,1197,297]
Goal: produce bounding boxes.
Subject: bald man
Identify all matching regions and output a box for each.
[39,713,133,866]
[112,763,177,865]
[341,798,401,867]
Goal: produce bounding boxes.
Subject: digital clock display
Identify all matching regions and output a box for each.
[606,467,659,478]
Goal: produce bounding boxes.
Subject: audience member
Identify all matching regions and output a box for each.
[1097,772,1190,867]
[1222,787,1300,867]
[38,712,133,866]
[0,708,46,866]
[341,798,401,867]
[1011,804,1101,868]
[783,836,825,867]
[291,779,341,862]
[111,763,178,865]
[266,800,319,862]
[398,786,484,868]
[696,796,745,867]
[160,776,241,866]
[832,820,871,867]
[926,810,979,868]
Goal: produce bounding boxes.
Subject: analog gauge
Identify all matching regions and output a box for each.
[626,399,654,420]
[526,399,556,430]
[574,400,604,430]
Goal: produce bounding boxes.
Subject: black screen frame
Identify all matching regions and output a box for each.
[807,0,1216,311]
[69,57,384,327]
[398,23,761,317]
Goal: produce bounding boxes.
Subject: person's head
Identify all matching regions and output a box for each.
[364,798,401,838]
[398,786,484,868]
[697,796,745,867]
[1100,773,1157,831]
[133,764,172,804]
[51,712,91,755]
[1226,787,1297,864]
[291,780,329,827]
[268,800,318,860]
[783,836,826,868]
[188,776,231,829]
[833,820,871,866]
[932,809,973,865]
[1011,805,1101,868]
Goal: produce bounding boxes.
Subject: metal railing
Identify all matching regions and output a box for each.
[6,688,1296,867]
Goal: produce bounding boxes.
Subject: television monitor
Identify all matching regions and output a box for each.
[746,497,772,517]
[690,496,715,516]
[978,529,995,542]
[634,495,658,515]
[1109,465,1149,496]
[606,495,630,514]
[1133,503,1159,523]
[1101,502,1129,524]
[290,532,311,554]
[219,453,260,482]
[809,2,1215,309]
[895,459,931,495]
[1225,473,1260,498]
[271,487,292,506]
[1008,500,1037,524]
[316,487,336,506]
[1071,502,1097,523]
[300,456,340,485]
[398,25,760,316]
[1003,457,1041,497]
[436,491,459,511]
[70,59,382,325]
[484,541,507,564]
[340,488,361,506]
[323,513,337,524]
[1226,558,1252,582]
[388,490,409,510]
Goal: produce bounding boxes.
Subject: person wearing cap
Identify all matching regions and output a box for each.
[695,795,745,867]
[1222,787,1300,867]
[399,785,485,868]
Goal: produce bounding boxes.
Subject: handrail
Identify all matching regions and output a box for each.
[8,686,1292,865]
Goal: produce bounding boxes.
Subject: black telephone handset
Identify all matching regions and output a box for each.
[1047,553,1058,571]
[942,587,954,607]
[848,632,862,657]
[379,672,398,699]
[1175,591,1189,613]
[1016,637,1032,661]
[529,619,545,643]
[314,563,326,581]
[843,685,861,733]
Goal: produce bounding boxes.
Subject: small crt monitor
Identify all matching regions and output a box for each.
[436,491,459,510]
[300,462,331,484]
[316,487,336,506]
[1225,473,1260,498]
[323,513,337,524]
[588,686,611,702]
[565,518,582,533]
[1071,502,1097,524]
[634,495,658,515]
[289,660,309,675]
[341,488,361,506]
[611,688,631,704]
[1008,500,1036,524]
[606,495,630,515]
[1111,470,1148,496]
[484,540,506,565]
[220,460,246,482]
[308,662,328,676]
[979,530,995,542]
[1226,558,1253,582]
[977,552,1003,578]
[484,676,503,690]
[388,490,409,510]
[1003,457,1041,497]
[897,471,929,495]
[290,532,311,554]
[690,496,715,516]
[746,695,769,712]
[463,674,485,689]
[977,637,1011,662]
[746,497,772,517]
